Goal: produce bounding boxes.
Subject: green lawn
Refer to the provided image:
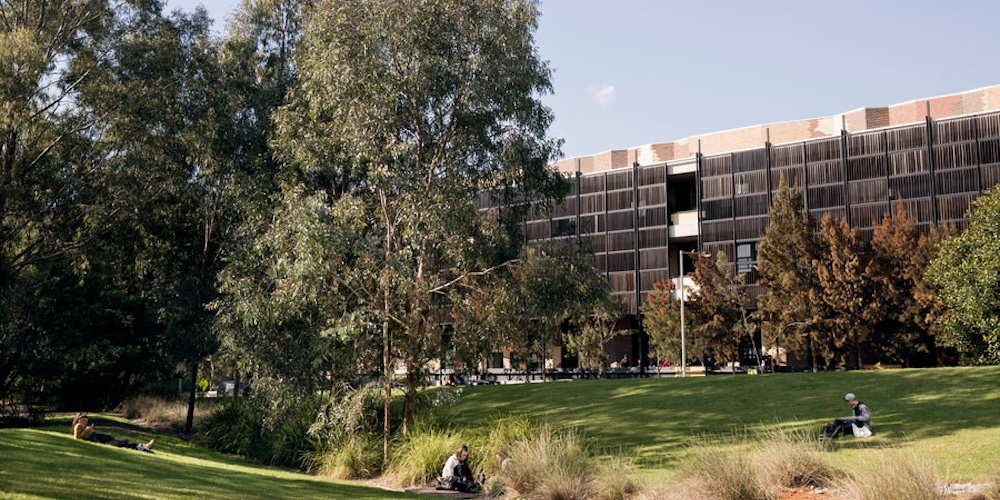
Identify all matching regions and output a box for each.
[3,367,998,497]
[0,415,419,500]
[444,366,1000,482]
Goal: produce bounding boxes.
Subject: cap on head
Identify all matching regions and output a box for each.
[844,393,856,401]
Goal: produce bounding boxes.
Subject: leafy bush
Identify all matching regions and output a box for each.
[199,381,319,468]
[308,382,386,447]
[199,398,255,455]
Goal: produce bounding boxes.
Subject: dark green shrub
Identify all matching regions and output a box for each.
[199,381,319,468]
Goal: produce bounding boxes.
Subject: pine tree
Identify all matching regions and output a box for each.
[868,201,952,366]
[815,215,874,369]
[756,181,826,371]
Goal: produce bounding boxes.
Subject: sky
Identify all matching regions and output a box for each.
[164,0,1000,160]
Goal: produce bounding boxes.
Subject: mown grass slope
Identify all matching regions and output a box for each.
[0,415,418,500]
[443,366,1000,481]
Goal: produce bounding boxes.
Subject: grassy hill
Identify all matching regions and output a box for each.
[442,366,1000,482]
[2,366,998,498]
[0,415,419,500]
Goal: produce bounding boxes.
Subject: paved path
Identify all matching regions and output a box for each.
[403,487,478,499]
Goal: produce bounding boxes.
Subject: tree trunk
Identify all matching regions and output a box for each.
[381,191,393,466]
[809,336,818,373]
[234,370,241,399]
[404,359,417,434]
[185,360,197,435]
[382,314,391,466]
[854,332,863,370]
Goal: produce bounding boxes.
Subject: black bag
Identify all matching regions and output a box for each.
[435,477,457,491]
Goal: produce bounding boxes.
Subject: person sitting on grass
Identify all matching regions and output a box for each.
[72,413,156,453]
[819,393,872,440]
[437,444,480,493]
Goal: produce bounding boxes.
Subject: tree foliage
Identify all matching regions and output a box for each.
[814,214,875,368]
[690,252,757,367]
[868,202,952,366]
[927,188,1000,364]
[755,182,827,371]
[641,280,697,368]
[226,0,568,462]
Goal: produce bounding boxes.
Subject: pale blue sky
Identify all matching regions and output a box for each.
[165,0,1000,159]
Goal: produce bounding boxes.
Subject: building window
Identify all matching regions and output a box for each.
[736,242,756,274]
[551,218,577,237]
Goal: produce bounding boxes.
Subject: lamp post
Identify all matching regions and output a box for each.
[678,250,709,377]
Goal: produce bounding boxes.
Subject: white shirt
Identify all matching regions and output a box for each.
[442,454,461,479]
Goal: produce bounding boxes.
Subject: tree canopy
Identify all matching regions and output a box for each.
[927,188,1000,364]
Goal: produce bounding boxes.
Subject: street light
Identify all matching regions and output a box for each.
[678,250,710,377]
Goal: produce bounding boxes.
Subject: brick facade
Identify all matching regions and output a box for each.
[554,85,1000,174]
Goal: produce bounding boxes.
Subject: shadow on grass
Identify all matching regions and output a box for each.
[0,428,418,499]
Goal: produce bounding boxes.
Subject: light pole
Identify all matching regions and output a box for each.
[679,250,709,378]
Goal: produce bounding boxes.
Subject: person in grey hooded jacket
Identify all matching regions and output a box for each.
[820,393,871,439]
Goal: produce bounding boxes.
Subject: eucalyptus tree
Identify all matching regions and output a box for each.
[75,4,224,430]
[0,0,120,407]
[520,244,610,371]
[449,243,612,375]
[210,0,311,395]
[565,300,629,376]
[271,0,565,461]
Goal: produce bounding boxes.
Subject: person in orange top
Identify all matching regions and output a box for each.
[71,413,155,452]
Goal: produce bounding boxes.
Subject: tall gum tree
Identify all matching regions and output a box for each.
[272,0,565,462]
[0,0,120,405]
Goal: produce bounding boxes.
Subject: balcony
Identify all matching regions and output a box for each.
[669,210,699,239]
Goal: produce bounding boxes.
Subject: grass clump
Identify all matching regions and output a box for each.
[682,446,769,500]
[502,425,597,499]
[834,451,943,500]
[309,436,382,480]
[389,426,467,487]
[388,413,641,498]
[594,455,642,500]
[120,395,211,431]
[677,428,839,500]
[754,427,838,490]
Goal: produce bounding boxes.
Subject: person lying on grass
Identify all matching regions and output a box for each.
[819,393,872,440]
[71,412,156,453]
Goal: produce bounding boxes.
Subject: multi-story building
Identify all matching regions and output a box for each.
[490,85,1000,369]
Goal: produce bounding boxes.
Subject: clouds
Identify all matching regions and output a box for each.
[588,84,616,108]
